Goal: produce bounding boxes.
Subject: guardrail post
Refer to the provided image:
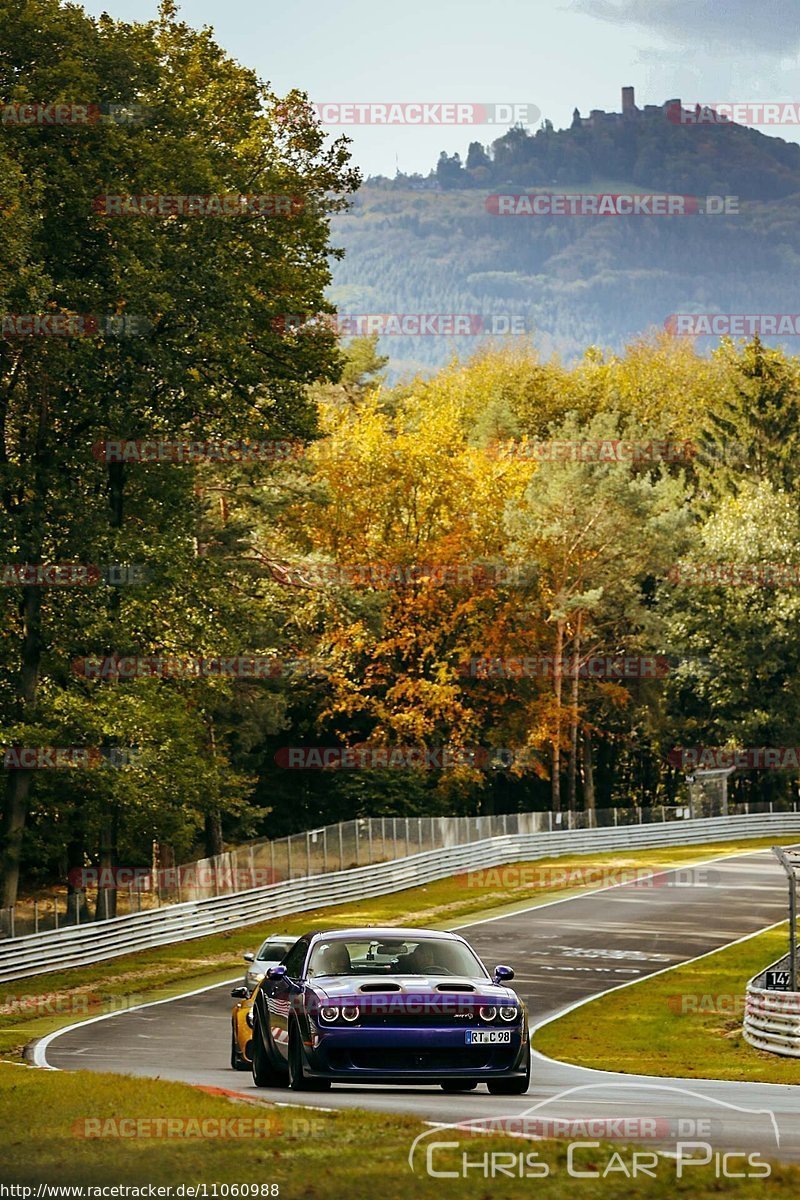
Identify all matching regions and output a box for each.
[306,831,312,876]
[323,827,328,873]
[34,900,38,934]
[338,823,344,871]
[354,824,360,867]
[772,845,798,991]
[368,821,373,863]
[287,837,293,880]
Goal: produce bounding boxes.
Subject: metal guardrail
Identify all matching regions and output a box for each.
[743,842,800,1058]
[744,955,800,1059]
[1,811,799,985]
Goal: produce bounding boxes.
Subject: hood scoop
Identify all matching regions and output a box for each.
[359,982,402,992]
[435,983,475,992]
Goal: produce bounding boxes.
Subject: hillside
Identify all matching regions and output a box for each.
[328,94,800,376]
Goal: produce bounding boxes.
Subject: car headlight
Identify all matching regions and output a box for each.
[479,1005,497,1022]
[245,1010,254,1028]
[341,1005,359,1022]
[499,1005,519,1022]
[319,1006,340,1022]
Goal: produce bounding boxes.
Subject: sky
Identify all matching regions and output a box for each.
[80,0,800,177]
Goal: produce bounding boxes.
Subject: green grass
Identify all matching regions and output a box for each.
[1,1063,799,1192]
[1,834,789,1062]
[534,923,800,1084]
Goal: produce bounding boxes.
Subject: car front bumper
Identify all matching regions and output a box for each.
[303,1023,529,1082]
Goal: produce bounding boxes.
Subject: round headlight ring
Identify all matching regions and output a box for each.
[341,1005,360,1022]
[499,1005,519,1022]
[479,1005,497,1022]
[319,1005,340,1022]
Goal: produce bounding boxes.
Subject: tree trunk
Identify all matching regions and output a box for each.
[205,810,224,858]
[582,729,596,814]
[1,584,43,912]
[551,619,564,813]
[96,809,118,920]
[567,616,582,813]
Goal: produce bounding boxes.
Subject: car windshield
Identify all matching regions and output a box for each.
[256,940,294,962]
[306,937,488,978]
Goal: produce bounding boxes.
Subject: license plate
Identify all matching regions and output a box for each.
[465,1029,511,1044]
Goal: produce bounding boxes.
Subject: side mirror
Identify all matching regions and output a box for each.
[243,952,255,963]
[268,964,302,992]
[493,965,515,983]
[230,986,249,999]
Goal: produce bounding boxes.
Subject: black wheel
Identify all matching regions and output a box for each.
[487,1051,531,1095]
[440,1081,478,1092]
[251,1014,288,1088]
[288,1024,331,1091]
[230,1027,249,1071]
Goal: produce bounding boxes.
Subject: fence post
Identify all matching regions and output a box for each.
[34,900,39,935]
[323,827,328,873]
[287,837,293,880]
[368,820,374,864]
[271,839,276,882]
[338,823,344,871]
[405,817,410,857]
[306,832,312,877]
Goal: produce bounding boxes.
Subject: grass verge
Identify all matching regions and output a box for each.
[1,1063,799,1192]
[534,923,800,1084]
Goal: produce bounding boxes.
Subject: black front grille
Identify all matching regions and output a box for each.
[345,1048,492,1071]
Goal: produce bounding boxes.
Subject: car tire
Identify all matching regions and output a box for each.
[251,1014,288,1088]
[288,1024,331,1091]
[440,1081,478,1092]
[230,1026,249,1071]
[487,1051,531,1095]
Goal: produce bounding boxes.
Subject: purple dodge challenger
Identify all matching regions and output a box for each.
[250,926,530,1093]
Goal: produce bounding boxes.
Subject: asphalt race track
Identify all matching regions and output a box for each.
[40,850,800,1161]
